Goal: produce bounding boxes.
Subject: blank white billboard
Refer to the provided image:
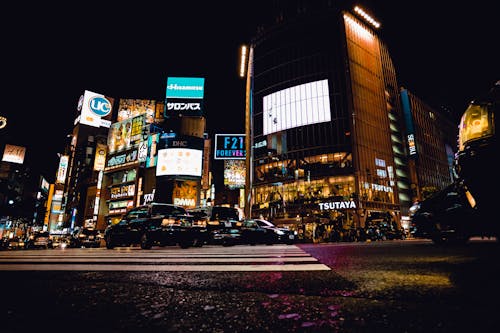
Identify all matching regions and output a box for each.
[263,79,331,135]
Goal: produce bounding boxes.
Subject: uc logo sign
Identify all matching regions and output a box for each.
[89,96,112,117]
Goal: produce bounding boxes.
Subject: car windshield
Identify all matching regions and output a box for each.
[255,219,276,228]
[212,207,240,221]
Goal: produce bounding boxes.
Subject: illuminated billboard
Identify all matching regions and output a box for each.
[165,77,205,117]
[156,148,203,177]
[107,114,145,154]
[40,176,50,193]
[172,179,198,208]
[400,88,417,157]
[2,144,26,164]
[56,155,69,184]
[262,79,331,135]
[117,99,156,123]
[77,90,114,128]
[214,134,246,160]
[93,143,107,171]
[224,159,245,189]
[146,133,159,168]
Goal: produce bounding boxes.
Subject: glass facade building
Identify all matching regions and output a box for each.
[249,1,412,232]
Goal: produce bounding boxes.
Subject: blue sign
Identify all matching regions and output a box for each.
[89,96,112,117]
[214,134,246,160]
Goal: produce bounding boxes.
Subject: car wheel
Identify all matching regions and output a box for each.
[140,234,152,249]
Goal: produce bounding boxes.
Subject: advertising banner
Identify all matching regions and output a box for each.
[2,144,26,164]
[78,90,114,128]
[156,148,203,177]
[165,77,205,117]
[156,135,204,177]
[93,143,107,171]
[262,79,331,135]
[172,180,198,208]
[224,159,245,189]
[146,133,159,168]
[105,149,138,170]
[214,134,246,160]
[56,155,69,184]
[107,114,145,154]
[117,99,156,123]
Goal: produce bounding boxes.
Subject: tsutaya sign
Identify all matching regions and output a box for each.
[319,200,357,210]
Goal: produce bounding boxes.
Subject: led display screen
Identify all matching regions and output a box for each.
[156,148,203,177]
[224,159,245,189]
[262,79,331,135]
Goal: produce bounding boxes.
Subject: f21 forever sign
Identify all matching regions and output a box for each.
[214,134,246,160]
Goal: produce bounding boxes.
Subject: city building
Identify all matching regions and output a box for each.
[244,1,455,238]
[401,88,457,202]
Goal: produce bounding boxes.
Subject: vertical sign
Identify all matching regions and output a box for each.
[56,155,69,184]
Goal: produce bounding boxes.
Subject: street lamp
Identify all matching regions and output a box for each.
[240,44,254,219]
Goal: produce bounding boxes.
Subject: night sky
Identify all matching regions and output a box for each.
[1,1,498,183]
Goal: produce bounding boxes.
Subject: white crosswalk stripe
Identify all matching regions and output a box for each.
[0,245,331,271]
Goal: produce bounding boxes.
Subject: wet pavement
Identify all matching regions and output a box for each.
[1,239,499,332]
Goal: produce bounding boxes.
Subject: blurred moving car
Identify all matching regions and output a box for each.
[70,227,102,248]
[239,219,296,245]
[50,233,71,249]
[1,236,25,250]
[25,231,53,249]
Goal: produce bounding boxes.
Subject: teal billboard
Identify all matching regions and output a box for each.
[165,77,205,117]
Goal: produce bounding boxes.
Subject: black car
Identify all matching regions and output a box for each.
[25,231,53,249]
[70,227,102,248]
[209,220,243,246]
[411,182,476,244]
[104,203,207,249]
[239,219,296,245]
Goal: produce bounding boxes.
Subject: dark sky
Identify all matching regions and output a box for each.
[2,1,498,183]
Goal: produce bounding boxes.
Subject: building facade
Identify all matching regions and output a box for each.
[248,1,413,236]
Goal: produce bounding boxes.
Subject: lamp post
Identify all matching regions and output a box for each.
[240,44,254,219]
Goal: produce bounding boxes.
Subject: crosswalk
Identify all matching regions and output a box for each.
[0,244,331,272]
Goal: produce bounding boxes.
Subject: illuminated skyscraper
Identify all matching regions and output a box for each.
[248,1,413,231]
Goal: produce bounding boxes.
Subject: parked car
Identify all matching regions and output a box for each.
[70,227,102,248]
[25,231,53,249]
[239,219,296,245]
[104,203,207,249]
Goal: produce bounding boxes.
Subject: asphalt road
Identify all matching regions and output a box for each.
[1,238,499,332]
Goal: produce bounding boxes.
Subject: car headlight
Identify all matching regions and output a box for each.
[275,230,285,235]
